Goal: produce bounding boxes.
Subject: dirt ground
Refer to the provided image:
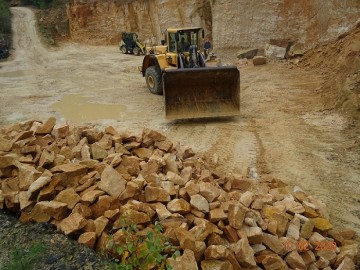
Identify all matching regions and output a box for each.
[1,7,360,239]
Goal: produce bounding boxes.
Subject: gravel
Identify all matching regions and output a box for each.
[0,210,112,270]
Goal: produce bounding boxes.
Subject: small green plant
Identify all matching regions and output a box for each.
[2,241,45,270]
[108,220,180,270]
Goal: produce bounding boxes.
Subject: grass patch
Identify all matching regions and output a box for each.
[2,242,46,270]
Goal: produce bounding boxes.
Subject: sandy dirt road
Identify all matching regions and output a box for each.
[1,7,360,235]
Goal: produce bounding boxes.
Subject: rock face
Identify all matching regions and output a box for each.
[0,118,358,269]
[67,0,359,50]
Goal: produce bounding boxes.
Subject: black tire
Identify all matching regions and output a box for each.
[120,45,127,54]
[145,66,163,95]
[133,47,140,56]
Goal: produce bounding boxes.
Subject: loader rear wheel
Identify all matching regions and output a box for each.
[145,66,163,95]
[120,45,127,54]
[133,47,140,56]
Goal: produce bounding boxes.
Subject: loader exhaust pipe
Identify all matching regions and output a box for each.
[163,66,240,120]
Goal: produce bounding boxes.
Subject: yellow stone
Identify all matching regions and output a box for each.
[311,218,333,231]
[261,206,281,219]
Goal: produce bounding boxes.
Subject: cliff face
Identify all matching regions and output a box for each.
[67,0,360,49]
[67,0,212,45]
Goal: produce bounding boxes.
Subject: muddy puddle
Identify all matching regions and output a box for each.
[51,94,128,123]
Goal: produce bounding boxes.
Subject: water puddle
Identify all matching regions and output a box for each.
[51,94,127,123]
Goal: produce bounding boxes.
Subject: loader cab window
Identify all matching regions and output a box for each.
[168,33,176,53]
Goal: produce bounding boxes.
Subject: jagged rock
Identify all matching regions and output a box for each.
[261,254,287,270]
[167,198,191,214]
[228,203,247,229]
[133,147,152,160]
[161,181,177,196]
[72,203,92,219]
[199,182,221,203]
[99,165,126,197]
[151,202,172,220]
[166,171,187,186]
[78,231,96,249]
[240,191,255,207]
[94,216,109,237]
[52,124,70,139]
[201,260,233,270]
[58,212,87,235]
[209,207,227,223]
[167,249,198,270]
[55,188,81,209]
[190,194,210,213]
[36,201,68,220]
[155,139,173,152]
[286,216,301,240]
[51,163,87,175]
[301,250,316,265]
[336,256,356,270]
[91,143,108,160]
[0,155,17,169]
[311,217,333,231]
[29,202,51,222]
[231,237,256,267]
[81,190,105,205]
[104,209,120,220]
[91,195,119,218]
[164,153,178,174]
[185,181,200,196]
[223,225,239,243]
[285,250,307,270]
[204,245,228,260]
[265,43,287,59]
[300,218,315,239]
[262,233,284,254]
[39,149,55,167]
[35,117,56,134]
[175,227,196,251]
[144,186,171,202]
[122,209,150,225]
[242,225,263,244]
[27,174,52,199]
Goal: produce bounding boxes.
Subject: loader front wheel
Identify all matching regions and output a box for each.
[120,45,127,54]
[145,66,163,95]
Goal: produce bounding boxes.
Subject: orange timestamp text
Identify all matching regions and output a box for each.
[282,240,337,252]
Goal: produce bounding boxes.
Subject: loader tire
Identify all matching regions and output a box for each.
[133,47,140,56]
[120,45,127,54]
[145,66,163,95]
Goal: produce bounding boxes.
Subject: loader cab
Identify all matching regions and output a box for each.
[165,28,204,68]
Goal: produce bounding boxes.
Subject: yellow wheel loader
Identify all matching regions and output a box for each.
[140,27,240,120]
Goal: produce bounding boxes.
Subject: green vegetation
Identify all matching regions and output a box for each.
[2,242,45,270]
[21,0,68,9]
[107,221,180,270]
[0,0,11,38]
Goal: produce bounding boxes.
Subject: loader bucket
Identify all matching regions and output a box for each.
[163,66,240,120]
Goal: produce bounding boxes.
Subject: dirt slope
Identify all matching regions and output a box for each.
[300,22,360,119]
[1,8,360,265]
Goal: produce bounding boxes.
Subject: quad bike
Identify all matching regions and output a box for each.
[139,27,240,120]
[119,32,146,56]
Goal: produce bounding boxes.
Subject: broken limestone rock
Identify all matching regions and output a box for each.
[98,165,126,198]
[265,43,287,59]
